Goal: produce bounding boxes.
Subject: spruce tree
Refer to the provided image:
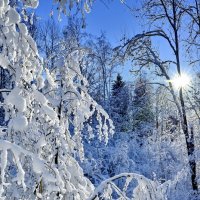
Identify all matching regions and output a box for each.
[110,74,130,132]
[132,75,154,136]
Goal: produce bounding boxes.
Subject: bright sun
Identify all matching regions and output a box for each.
[169,73,190,89]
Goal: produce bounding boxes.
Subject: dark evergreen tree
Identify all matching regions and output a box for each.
[131,75,154,136]
[112,74,125,95]
[110,74,130,132]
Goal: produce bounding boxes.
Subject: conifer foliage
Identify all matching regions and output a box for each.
[131,75,154,136]
[110,74,130,132]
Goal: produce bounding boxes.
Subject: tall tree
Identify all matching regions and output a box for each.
[38,18,61,70]
[110,74,130,132]
[116,0,199,191]
[86,33,116,108]
[132,75,154,136]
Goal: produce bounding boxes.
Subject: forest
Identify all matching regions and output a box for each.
[0,0,200,199]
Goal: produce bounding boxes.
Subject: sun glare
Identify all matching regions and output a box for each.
[169,73,191,89]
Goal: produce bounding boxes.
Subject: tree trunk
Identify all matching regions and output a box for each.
[173,0,198,187]
[179,88,198,191]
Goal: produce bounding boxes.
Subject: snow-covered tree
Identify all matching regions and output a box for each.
[115,0,199,192]
[0,0,113,199]
[37,18,61,70]
[110,74,130,132]
[131,75,154,136]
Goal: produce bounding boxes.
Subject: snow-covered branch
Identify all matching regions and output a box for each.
[89,173,165,200]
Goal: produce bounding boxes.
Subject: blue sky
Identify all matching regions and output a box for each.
[36,1,140,81]
[36,1,199,82]
[36,1,139,45]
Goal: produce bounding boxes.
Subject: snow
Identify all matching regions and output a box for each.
[0,139,69,197]
[12,114,28,131]
[21,0,39,8]
[0,54,10,69]
[33,89,48,105]
[46,68,56,87]
[6,87,27,112]
[26,35,38,54]
[1,150,7,185]
[36,135,47,148]
[37,75,45,89]
[32,158,45,174]
[18,23,28,36]
[0,1,4,8]
[6,8,20,26]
